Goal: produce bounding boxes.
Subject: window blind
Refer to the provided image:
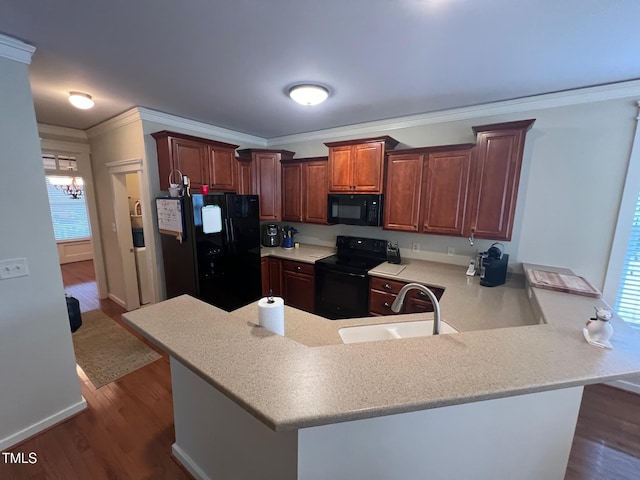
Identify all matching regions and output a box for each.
[45,175,91,241]
[615,189,640,330]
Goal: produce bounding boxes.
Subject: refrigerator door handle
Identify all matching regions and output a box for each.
[223,218,230,244]
[229,218,235,243]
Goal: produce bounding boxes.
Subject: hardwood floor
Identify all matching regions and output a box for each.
[1,260,639,479]
[0,261,192,480]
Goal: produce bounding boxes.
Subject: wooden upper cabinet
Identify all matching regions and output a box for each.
[208,146,236,191]
[384,151,425,232]
[281,157,328,224]
[326,146,352,192]
[152,131,239,191]
[235,157,254,195]
[237,149,295,221]
[352,142,385,192]
[303,159,328,224]
[422,148,472,236]
[325,136,398,193]
[281,162,303,222]
[465,119,535,241]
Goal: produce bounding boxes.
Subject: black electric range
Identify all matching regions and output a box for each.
[315,236,388,319]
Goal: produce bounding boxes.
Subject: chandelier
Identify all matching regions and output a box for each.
[48,175,84,199]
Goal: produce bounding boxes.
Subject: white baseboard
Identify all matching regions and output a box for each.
[172,443,213,480]
[606,379,640,395]
[0,397,87,451]
[108,293,126,309]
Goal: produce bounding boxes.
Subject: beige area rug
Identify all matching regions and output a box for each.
[72,310,161,389]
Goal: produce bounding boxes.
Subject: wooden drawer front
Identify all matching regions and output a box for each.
[369,289,397,315]
[405,297,434,313]
[407,286,444,303]
[369,277,406,295]
[281,260,314,275]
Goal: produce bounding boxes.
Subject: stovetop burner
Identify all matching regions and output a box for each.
[315,235,388,274]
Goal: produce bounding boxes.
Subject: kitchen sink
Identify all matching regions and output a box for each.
[338,320,458,344]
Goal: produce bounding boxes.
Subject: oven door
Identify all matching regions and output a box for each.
[314,265,370,320]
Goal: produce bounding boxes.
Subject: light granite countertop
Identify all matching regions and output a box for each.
[260,244,335,262]
[122,250,640,432]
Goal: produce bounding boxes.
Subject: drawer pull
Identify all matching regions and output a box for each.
[296,266,301,271]
[383,283,392,290]
[418,291,427,298]
[383,302,391,308]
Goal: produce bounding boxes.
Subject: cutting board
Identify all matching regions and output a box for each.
[527,269,601,298]
[369,263,406,276]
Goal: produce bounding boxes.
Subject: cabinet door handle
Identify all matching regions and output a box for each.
[383,302,391,308]
[383,283,392,290]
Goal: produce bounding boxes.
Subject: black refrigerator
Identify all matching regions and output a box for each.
[158,193,262,311]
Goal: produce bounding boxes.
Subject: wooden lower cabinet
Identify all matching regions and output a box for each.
[261,257,282,297]
[369,276,444,315]
[281,260,315,313]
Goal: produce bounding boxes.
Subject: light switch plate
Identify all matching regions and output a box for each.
[0,257,30,279]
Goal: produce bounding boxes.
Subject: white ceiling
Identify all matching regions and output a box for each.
[2,0,640,139]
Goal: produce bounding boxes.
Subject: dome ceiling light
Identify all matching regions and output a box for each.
[68,92,95,110]
[288,84,329,106]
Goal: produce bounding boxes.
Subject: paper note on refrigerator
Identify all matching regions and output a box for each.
[202,205,222,234]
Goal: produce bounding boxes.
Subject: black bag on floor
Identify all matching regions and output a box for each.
[66,294,82,333]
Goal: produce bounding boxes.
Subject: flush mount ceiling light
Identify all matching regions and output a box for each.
[288,84,329,106]
[68,91,95,110]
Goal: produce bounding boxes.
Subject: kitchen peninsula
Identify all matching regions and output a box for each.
[123,257,640,480]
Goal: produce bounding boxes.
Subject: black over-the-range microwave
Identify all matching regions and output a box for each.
[327,194,383,226]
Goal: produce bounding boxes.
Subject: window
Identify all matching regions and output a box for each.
[614,189,640,330]
[42,153,91,242]
[45,175,91,241]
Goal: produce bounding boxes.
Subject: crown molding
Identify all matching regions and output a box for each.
[38,123,89,141]
[266,80,640,146]
[86,108,143,138]
[40,138,91,155]
[0,34,36,64]
[137,106,267,147]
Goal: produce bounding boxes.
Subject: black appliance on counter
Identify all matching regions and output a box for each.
[327,194,383,226]
[315,235,387,319]
[158,193,261,311]
[261,223,280,247]
[479,242,509,287]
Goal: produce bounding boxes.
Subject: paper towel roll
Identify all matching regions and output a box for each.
[258,296,285,336]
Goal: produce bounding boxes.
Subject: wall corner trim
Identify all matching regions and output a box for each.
[0,33,36,64]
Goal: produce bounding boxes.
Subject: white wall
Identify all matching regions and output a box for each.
[270,99,637,289]
[0,53,85,449]
[88,118,146,307]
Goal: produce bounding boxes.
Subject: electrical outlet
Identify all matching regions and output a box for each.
[0,257,30,280]
[411,243,420,252]
[447,247,455,256]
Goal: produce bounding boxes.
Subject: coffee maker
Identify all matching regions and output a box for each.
[479,243,509,287]
[261,224,280,247]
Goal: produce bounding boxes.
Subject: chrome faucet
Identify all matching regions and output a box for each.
[390,283,442,335]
